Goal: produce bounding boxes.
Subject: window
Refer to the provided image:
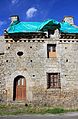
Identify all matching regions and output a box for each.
[47,44,56,58]
[17,51,23,56]
[47,73,61,89]
[21,78,25,85]
[17,78,25,86]
[18,79,21,86]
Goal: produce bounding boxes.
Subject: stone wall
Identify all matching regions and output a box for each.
[0,39,6,101]
[32,87,78,109]
[0,37,78,108]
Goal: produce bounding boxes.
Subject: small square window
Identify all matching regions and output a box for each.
[47,44,56,58]
[47,73,61,89]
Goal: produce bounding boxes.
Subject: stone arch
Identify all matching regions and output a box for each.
[6,70,33,102]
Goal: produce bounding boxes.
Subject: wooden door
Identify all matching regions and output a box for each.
[16,78,26,100]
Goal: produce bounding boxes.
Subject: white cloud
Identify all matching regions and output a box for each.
[11,0,19,5]
[26,7,37,18]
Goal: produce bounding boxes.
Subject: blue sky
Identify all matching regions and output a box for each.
[0,0,78,35]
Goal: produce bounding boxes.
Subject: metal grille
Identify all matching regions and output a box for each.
[47,73,61,89]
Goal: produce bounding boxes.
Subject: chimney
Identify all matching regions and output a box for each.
[10,15,19,23]
[63,16,74,25]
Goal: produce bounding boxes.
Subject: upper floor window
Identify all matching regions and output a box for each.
[47,73,61,89]
[47,44,56,58]
[17,51,23,56]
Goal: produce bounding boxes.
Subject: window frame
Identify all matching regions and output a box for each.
[47,73,61,89]
[47,44,56,58]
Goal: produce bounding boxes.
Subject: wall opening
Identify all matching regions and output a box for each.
[13,75,26,101]
[47,44,56,58]
[17,51,23,56]
[47,73,61,89]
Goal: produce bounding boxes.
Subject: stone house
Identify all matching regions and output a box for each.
[0,15,78,108]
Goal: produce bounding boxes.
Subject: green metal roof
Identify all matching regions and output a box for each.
[7,19,59,33]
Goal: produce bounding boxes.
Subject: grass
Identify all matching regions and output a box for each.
[0,103,77,116]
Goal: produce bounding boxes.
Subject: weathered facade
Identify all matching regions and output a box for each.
[0,16,78,108]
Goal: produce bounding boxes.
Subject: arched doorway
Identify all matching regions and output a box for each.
[13,75,26,101]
